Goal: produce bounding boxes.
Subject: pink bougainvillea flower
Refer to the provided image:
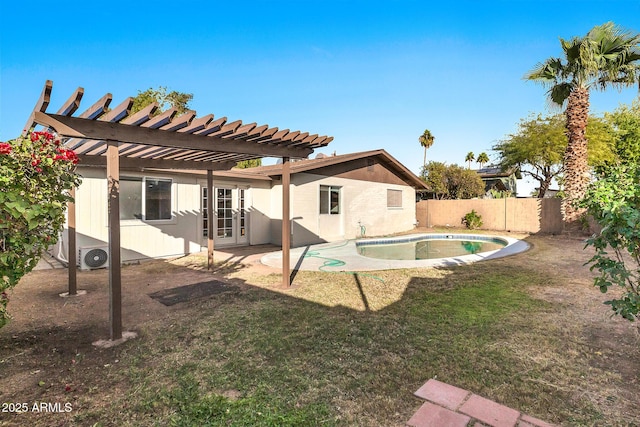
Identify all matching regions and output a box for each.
[0,142,11,154]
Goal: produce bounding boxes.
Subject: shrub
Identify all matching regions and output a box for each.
[0,131,80,327]
[580,164,640,322]
[462,210,483,230]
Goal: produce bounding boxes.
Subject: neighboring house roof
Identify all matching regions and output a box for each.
[233,149,428,189]
[475,166,518,193]
[476,166,517,178]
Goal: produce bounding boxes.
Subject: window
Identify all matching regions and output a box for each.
[120,177,143,220]
[145,178,172,220]
[320,185,341,214]
[387,189,402,208]
[120,176,173,221]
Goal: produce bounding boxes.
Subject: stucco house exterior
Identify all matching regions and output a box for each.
[58,149,426,266]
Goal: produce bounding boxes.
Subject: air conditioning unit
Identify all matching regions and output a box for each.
[78,246,109,270]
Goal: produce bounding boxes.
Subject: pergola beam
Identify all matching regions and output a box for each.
[22,80,52,136]
[77,155,236,171]
[34,112,315,158]
[122,102,159,125]
[102,97,133,122]
[56,87,84,116]
[79,93,113,120]
[142,107,177,129]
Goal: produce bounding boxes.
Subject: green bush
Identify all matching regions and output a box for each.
[462,210,483,230]
[0,131,80,327]
[580,164,640,322]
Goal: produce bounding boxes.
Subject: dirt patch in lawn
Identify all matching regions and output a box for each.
[0,234,638,426]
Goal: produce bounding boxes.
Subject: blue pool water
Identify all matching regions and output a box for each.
[356,235,508,261]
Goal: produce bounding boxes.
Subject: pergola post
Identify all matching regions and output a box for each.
[207,169,214,270]
[106,139,122,341]
[282,157,291,287]
[67,187,77,295]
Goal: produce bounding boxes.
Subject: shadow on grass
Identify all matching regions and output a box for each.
[3,236,638,426]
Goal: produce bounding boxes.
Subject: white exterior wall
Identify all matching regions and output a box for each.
[247,183,273,245]
[71,168,202,262]
[272,173,417,247]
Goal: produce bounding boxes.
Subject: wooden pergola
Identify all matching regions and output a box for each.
[23,80,332,341]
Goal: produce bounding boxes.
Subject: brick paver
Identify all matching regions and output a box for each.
[408,380,557,427]
[459,394,521,427]
[407,401,471,427]
[414,379,470,410]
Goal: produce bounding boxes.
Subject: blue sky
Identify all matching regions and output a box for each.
[2,1,639,195]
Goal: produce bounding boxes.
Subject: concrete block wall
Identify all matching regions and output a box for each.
[416,198,563,234]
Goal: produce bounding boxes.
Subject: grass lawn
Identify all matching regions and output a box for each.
[1,233,639,426]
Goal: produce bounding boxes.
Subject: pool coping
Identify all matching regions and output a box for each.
[260,233,530,272]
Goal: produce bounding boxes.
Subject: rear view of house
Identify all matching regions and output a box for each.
[59,149,426,266]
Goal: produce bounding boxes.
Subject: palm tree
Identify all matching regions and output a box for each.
[465,152,475,169]
[526,22,640,225]
[477,152,489,169]
[418,129,435,176]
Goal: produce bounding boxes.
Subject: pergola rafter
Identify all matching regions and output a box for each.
[24,80,333,342]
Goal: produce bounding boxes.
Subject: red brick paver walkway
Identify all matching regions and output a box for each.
[407,379,556,427]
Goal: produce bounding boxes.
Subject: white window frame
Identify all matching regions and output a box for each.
[319,185,341,215]
[119,176,176,225]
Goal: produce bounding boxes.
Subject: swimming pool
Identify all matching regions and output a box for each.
[356,234,508,260]
[260,233,530,271]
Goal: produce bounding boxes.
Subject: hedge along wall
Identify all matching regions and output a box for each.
[416,198,563,234]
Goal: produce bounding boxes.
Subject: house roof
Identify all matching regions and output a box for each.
[232,149,428,189]
[25,80,333,171]
[476,166,517,179]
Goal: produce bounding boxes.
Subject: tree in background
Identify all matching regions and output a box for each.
[493,114,615,198]
[131,87,261,169]
[604,99,640,165]
[131,87,193,115]
[526,22,640,223]
[465,152,475,169]
[476,152,489,169]
[421,161,448,198]
[236,159,262,168]
[418,129,435,177]
[422,162,485,199]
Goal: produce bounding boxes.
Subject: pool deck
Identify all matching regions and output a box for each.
[260,234,530,271]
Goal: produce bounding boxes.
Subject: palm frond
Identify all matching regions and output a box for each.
[524,58,564,85]
[561,37,582,63]
[548,83,572,107]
